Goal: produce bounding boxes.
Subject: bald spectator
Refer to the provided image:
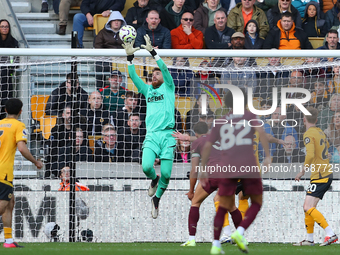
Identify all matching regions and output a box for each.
[171,12,204,49]
[263,12,313,49]
[287,70,305,98]
[80,91,114,136]
[227,0,269,39]
[272,135,305,163]
[194,0,226,34]
[317,29,340,49]
[135,10,172,49]
[125,0,159,30]
[160,0,194,31]
[204,10,235,49]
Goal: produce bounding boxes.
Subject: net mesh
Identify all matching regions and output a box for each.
[0,54,339,243]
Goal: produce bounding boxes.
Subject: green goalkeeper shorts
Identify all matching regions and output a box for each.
[143,129,176,160]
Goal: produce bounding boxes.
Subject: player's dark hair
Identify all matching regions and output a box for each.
[152,67,161,73]
[5,98,23,115]
[281,12,293,20]
[224,88,247,109]
[304,107,318,124]
[193,121,208,135]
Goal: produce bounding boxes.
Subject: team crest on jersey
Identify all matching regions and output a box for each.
[0,130,3,137]
[121,95,125,99]
[100,118,104,122]
[23,129,28,136]
[304,137,310,144]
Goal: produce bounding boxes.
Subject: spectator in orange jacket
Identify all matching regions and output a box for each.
[170,11,204,49]
[58,166,90,191]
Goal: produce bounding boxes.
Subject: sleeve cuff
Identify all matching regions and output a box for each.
[154,55,160,61]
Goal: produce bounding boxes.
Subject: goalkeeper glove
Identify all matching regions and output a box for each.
[122,41,140,63]
[141,34,157,58]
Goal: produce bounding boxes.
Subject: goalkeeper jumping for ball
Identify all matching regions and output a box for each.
[123,35,176,219]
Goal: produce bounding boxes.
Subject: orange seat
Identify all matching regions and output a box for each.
[31,95,50,133]
[40,116,57,140]
[88,135,102,154]
[85,14,109,35]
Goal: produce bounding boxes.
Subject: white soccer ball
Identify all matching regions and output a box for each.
[119,25,137,43]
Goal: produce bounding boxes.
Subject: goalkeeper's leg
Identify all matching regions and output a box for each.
[142,148,160,197]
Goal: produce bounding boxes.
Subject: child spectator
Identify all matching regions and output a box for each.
[302,2,327,37]
[244,20,264,49]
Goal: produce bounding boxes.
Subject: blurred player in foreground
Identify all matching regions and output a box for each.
[0,99,43,248]
[123,34,176,219]
[294,107,338,246]
[200,90,271,254]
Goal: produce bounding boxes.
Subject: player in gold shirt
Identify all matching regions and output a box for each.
[294,107,337,247]
[0,99,43,248]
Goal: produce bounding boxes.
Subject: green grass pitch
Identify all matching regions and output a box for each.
[1,243,339,255]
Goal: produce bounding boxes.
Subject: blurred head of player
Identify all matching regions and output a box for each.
[224,88,247,109]
[88,91,103,110]
[283,135,296,155]
[5,98,23,117]
[193,121,209,138]
[151,67,163,88]
[303,107,318,125]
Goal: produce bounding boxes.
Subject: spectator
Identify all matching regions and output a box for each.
[175,108,184,132]
[292,0,320,18]
[192,60,220,98]
[317,93,340,130]
[227,0,269,39]
[185,95,214,131]
[324,111,340,147]
[0,19,18,120]
[117,113,146,162]
[170,57,194,97]
[244,19,265,49]
[272,135,305,163]
[221,0,241,14]
[325,1,340,31]
[171,11,204,49]
[58,0,83,35]
[174,132,191,162]
[80,91,113,136]
[45,73,88,116]
[58,165,90,191]
[263,12,313,49]
[221,56,258,93]
[310,80,331,109]
[286,70,305,98]
[302,57,326,90]
[259,99,273,121]
[73,0,125,48]
[151,0,197,10]
[302,2,327,37]
[199,113,215,130]
[160,0,194,31]
[94,11,126,48]
[100,70,127,115]
[94,124,122,162]
[204,10,235,49]
[135,10,172,49]
[125,0,158,30]
[41,0,48,12]
[194,0,226,34]
[328,64,340,93]
[255,56,290,99]
[323,0,336,13]
[266,0,302,29]
[317,29,340,49]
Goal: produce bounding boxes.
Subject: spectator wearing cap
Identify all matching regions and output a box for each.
[263,12,313,49]
[160,0,194,31]
[170,11,204,49]
[204,10,235,49]
[100,70,127,115]
[94,124,122,162]
[227,0,269,39]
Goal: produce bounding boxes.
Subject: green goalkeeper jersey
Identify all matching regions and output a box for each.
[128,58,175,132]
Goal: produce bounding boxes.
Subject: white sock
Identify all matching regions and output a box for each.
[189,235,195,241]
[5,238,13,244]
[236,226,245,236]
[325,226,335,237]
[213,240,221,248]
[222,225,231,236]
[306,233,314,242]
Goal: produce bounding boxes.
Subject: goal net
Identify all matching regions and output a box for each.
[0,49,339,243]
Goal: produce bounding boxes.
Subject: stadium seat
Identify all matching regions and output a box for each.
[176,97,192,120]
[309,37,324,49]
[40,116,57,140]
[31,95,50,133]
[88,136,103,154]
[91,14,109,35]
[122,0,135,17]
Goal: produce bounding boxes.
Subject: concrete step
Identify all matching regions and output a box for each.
[21,23,56,34]
[16,13,59,20]
[11,2,31,13]
[33,76,96,85]
[30,64,94,73]
[32,86,97,96]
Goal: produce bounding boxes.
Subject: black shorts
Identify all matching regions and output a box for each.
[0,182,13,201]
[306,178,332,200]
[235,181,244,195]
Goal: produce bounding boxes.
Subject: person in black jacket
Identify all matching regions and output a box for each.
[125,0,160,30]
[160,0,194,31]
[72,0,126,48]
[117,113,146,163]
[45,73,88,116]
[0,19,18,120]
[204,10,235,49]
[266,0,302,29]
[272,135,305,163]
[263,12,313,49]
[80,91,114,136]
[302,2,327,37]
[94,124,122,162]
[244,19,264,49]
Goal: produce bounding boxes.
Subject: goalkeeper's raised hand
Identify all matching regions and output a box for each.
[141,34,157,58]
[122,41,140,63]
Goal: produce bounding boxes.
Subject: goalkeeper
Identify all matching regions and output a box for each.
[123,35,176,219]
